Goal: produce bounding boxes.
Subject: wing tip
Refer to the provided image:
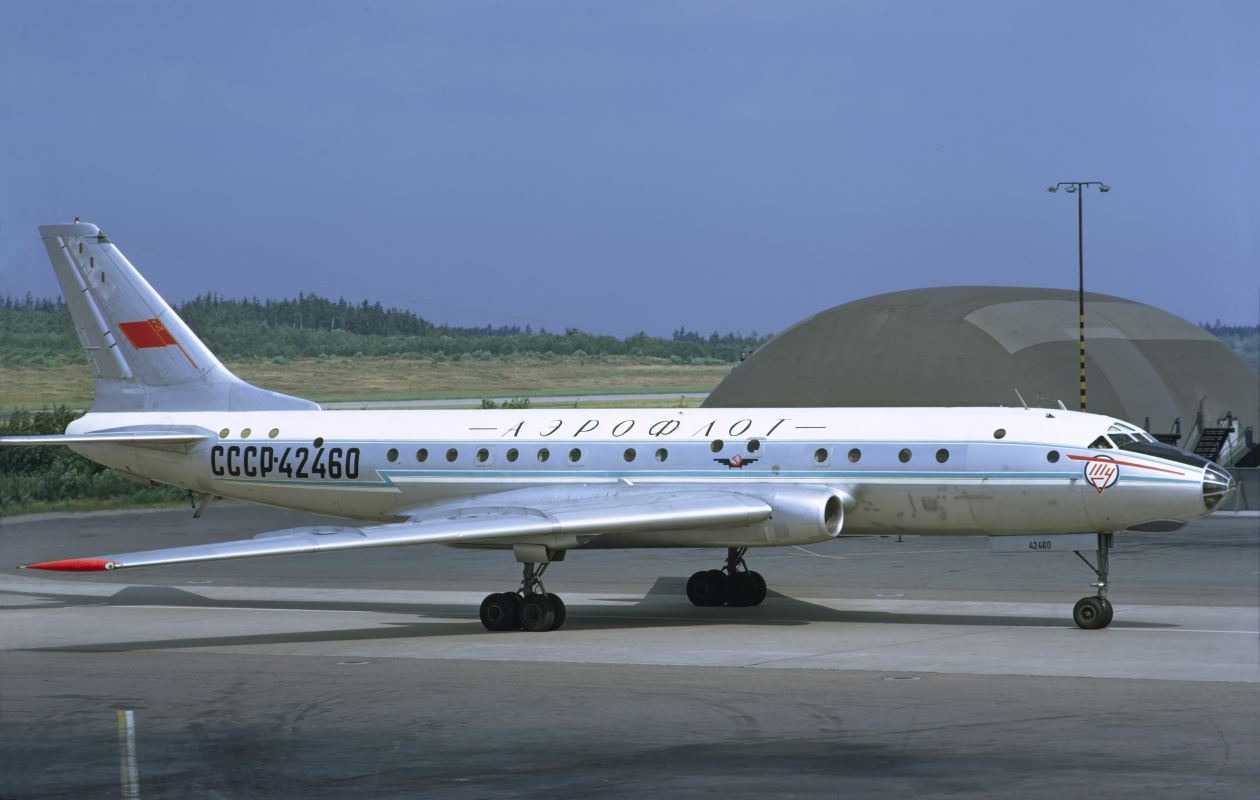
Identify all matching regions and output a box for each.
[21,558,117,572]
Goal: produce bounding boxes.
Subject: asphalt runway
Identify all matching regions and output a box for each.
[1,506,1257,798]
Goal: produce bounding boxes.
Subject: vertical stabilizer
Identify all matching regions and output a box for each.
[39,222,317,412]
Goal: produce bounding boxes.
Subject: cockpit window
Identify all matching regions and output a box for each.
[1107,422,1156,444]
[1089,436,1113,449]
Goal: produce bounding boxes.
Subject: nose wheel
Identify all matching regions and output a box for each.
[686,548,768,608]
[1072,533,1115,630]
[479,562,567,632]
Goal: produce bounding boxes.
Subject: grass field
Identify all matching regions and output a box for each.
[0,355,731,411]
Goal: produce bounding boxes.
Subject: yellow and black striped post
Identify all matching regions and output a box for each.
[1077,184,1086,411]
[1048,181,1109,412]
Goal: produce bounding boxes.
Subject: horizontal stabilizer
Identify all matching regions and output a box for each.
[19,488,773,571]
[0,429,211,447]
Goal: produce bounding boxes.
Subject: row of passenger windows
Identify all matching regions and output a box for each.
[816,447,956,464]
[390,446,673,464]
[215,431,1060,467]
[375,445,1065,466]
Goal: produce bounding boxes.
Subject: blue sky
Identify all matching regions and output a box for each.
[2,1,1256,336]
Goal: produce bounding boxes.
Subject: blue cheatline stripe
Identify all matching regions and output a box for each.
[218,470,1195,488]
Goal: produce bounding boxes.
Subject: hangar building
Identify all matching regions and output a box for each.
[705,287,1258,467]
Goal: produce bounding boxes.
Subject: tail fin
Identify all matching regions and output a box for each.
[39,222,317,412]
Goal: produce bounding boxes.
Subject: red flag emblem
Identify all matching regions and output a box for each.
[116,318,197,368]
[118,319,178,349]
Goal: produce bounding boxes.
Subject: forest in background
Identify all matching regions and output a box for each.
[0,293,767,367]
[3,293,1255,368]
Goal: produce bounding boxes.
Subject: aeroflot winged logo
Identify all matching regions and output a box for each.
[715,453,758,469]
[1083,456,1119,494]
[116,318,198,368]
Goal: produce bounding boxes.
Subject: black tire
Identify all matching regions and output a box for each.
[1100,598,1114,627]
[703,570,727,607]
[686,570,723,607]
[520,594,556,632]
[749,571,768,606]
[726,572,756,607]
[547,593,567,630]
[1073,596,1108,630]
[479,592,520,632]
[686,571,706,606]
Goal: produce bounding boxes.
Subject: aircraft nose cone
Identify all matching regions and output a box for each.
[1202,464,1234,512]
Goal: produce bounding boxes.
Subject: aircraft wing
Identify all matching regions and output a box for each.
[19,486,773,571]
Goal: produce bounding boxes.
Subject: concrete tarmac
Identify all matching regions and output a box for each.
[1,507,1257,798]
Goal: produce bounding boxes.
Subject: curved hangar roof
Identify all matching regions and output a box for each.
[705,286,1258,442]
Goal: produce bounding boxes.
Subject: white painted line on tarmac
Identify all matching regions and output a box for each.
[104,605,372,614]
[790,545,985,559]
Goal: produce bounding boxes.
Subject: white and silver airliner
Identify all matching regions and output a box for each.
[1,222,1235,632]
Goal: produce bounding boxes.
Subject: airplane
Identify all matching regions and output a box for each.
[0,221,1236,632]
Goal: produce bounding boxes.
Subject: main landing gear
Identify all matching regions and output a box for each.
[479,561,568,633]
[686,547,768,608]
[1072,532,1115,630]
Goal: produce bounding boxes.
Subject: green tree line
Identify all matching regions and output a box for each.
[0,293,768,365]
[1202,322,1260,369]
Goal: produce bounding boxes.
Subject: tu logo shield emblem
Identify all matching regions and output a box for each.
[1084,457,1119,494]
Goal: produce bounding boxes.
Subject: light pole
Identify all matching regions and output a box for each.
[1047,181,1110,411]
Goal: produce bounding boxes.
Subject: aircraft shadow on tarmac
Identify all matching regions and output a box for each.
[2,577,1176,653]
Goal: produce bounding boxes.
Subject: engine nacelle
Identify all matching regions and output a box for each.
[741,485,848,545]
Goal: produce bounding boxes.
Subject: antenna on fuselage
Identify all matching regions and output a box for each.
[1057,399,1069,411]
[1014,388,1029,409]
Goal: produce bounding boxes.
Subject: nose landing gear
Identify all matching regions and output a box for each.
[479,561,567,632]
[686,547,768,608]
[1072,532,1115,630]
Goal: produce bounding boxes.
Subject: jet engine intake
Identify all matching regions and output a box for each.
[747,485,847,545]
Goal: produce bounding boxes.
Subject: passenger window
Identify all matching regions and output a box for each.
[898,448,912,463]
[445,448,458,462]
[537,447,550,463]
[476,448,490,463]
[624,448,636,462]
[387,448,398,463]
[935,448,949,463]
[1047,450,1060,463]
[747,439,761,453]
[655,448,668,463]
[848,448,861,463]
[710,439,724,453]
[416,448,429,462]
[568,448,582,463]
[813,448,828,464]
[506,448,519,463]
